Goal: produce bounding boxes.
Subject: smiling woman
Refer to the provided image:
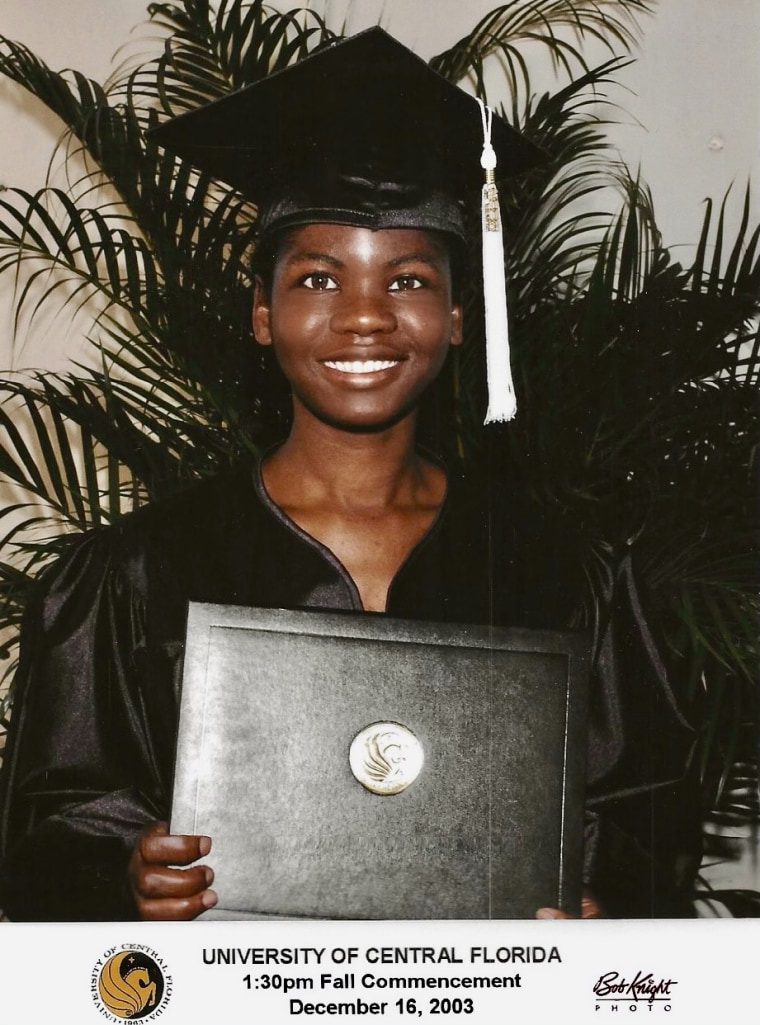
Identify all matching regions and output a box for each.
[0,27,701,922]
[252,223,461,613]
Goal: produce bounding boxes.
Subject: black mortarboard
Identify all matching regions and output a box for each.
[151,27,544,421]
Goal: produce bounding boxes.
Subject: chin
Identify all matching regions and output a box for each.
[296,392,424,435]
[317,409,414,435]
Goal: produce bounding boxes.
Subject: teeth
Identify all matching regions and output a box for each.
[323,360,399,374]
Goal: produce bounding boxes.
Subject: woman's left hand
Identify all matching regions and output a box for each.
[536,889,603,919]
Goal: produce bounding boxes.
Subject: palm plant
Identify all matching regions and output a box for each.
[0,0,757,905]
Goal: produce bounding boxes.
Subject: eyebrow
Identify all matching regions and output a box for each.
[280,250,344,268]
[282,250,445,269]
[386,251,447,270]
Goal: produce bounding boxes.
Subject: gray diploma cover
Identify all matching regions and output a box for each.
[172,604,589,919]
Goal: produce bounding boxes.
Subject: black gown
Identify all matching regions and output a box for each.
[0,460,701,920]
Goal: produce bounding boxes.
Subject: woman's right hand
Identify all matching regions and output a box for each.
[128,821,218,920]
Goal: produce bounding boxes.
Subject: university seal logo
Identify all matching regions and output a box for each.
[92,946,172,1021]
[349,721,424,795]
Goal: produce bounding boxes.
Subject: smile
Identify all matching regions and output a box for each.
[322,359,401,374]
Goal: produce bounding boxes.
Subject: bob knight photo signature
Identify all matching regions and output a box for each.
[593,971,678,1003]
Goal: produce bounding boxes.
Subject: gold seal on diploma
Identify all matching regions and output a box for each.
[349,722,424,795]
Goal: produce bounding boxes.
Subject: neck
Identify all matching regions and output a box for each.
[265,407,427,510]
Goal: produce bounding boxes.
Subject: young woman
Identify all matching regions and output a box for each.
[0,29,700,921]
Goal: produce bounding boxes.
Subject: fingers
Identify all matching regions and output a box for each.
[139,861,213,900]
[580,890,604,919]
[138,821,212,866]
[129,821,218,921]
[536,889,604,920]
[536,907,571,920]
[138,886,219,922]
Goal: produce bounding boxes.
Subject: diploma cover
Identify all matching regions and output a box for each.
[172,604,589,919]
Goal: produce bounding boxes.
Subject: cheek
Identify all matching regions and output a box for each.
[268,298,321,351]
[402,299,457,352]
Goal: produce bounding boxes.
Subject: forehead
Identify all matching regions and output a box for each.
[276,223,452,263]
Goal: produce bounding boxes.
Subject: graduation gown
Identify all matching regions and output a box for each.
[0,460,701,920]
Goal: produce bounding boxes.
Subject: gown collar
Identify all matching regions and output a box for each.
[251,449,450,613]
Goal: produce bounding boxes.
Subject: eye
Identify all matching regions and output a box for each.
[300,272,338,291]
[389,274,424,292]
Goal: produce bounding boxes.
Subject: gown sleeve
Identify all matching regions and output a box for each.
[0,526,174,921]
[582,551,703,917]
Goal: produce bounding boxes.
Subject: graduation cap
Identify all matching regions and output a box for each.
[151,28,544,422]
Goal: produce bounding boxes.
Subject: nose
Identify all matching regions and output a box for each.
[329,286,396,337]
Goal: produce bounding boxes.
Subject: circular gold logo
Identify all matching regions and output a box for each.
[92,947,171,1021]
[349,722,424,795]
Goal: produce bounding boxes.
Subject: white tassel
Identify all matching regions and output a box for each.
[478,99,516,424]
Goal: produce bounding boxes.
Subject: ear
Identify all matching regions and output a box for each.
[252,277,273,346]
[449,302,463,347]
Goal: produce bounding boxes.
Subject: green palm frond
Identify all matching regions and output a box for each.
[0,187,161,336]
[0,36,109,134]
[431,0,652,96]
[0,377,142,531]
[122,0,335,116]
